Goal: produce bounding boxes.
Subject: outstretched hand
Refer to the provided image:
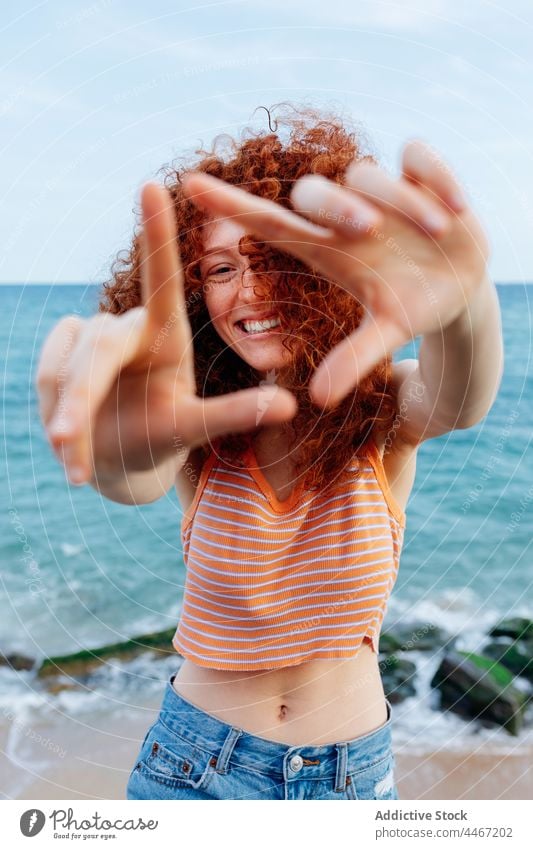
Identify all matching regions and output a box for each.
[183,141,490,408]
[36,184,297,485]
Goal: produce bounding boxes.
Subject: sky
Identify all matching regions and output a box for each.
[1,0,532,283]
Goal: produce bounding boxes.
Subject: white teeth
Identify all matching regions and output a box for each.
[241,316,280,334]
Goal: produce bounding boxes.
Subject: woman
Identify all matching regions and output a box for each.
[37,106,503,800]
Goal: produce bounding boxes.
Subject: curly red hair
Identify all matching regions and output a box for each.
[99,103,397,492]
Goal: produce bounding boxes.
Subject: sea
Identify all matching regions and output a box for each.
[0,282,532,794]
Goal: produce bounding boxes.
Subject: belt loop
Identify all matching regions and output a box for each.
[334,742,348,792]
[215,727,243,775]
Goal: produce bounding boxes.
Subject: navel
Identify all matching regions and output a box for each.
[278,703,289,720]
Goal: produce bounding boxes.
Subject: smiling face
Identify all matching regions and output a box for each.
[199,218,291,379]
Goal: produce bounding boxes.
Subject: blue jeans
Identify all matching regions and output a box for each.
[126,671,399,800]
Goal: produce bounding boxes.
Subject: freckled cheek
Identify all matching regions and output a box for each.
[204,294,233,340]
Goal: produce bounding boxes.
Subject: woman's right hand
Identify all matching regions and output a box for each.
[36,183,297,486]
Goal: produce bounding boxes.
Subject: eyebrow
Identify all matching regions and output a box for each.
[199,244,239,261]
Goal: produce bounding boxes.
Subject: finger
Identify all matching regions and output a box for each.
[401,139,468,214]
[182,171,334,268]
[35,315,83,426]
[140,183,194,376]
[177,385,298,449]
[344,160,451,237]
[309,317,407,408]
[47,309,146,482]
[291,174,383,237]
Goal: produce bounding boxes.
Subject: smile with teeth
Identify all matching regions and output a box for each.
[236,316,281,335]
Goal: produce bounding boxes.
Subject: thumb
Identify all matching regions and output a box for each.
[309,315,406,408]
[178,385,298,448]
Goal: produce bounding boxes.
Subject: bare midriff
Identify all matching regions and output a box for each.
[171,640,387,746]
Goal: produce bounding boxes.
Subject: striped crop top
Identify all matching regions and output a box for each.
[172,439,406,670]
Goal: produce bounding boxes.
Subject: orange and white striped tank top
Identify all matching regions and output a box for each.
[172,438,406,670]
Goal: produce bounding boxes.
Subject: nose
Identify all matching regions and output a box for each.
[238,265,271,301]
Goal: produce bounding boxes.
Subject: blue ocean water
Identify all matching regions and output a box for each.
[0,283,531,663]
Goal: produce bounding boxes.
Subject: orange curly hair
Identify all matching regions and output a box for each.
[98,103,397,493]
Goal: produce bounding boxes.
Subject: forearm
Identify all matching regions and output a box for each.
[417,273,504,429]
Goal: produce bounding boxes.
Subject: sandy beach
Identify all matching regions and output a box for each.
[2,694,531,800]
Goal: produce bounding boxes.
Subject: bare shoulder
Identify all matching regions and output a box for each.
[372,359,421,515]
[174,446,206,514]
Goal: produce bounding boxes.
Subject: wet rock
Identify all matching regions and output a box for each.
[483,640,533,686]
[380,621,454,653]
[0,652,35,671]
[489,617,533,643]
[431,650,528,735]
[379,653,417,703]
[378,633,403,654]
[46,678,85,695]
[37,627,177,679]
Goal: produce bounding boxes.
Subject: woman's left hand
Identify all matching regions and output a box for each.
[183,140,490,407]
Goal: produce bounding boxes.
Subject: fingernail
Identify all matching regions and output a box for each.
[66,466,86,485]
[291,176,326,209]
[48,419,75,440]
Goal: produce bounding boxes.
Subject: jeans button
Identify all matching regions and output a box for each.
[289,754,303,772]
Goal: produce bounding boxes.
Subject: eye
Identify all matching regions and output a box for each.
[206,265,235,282]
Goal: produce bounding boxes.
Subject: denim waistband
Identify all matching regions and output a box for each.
[158,672,393,786]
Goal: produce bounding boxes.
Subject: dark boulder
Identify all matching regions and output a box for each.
[0,652,35,671]
[378,632,403,654]
[379,653,417,703]
[489,617,533,642]
[380,621,455,653]
[431,650,528,735]
[483,639,533,686]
